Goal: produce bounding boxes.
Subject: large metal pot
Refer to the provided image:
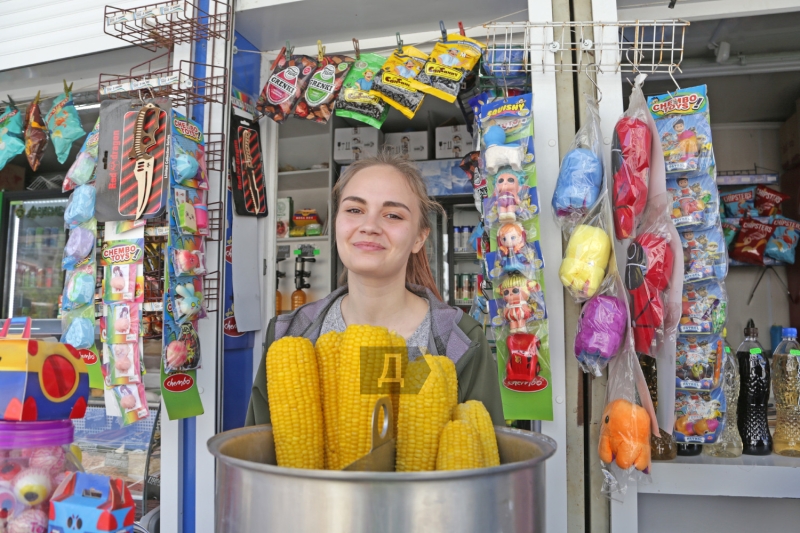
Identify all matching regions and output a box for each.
[208,425,556,533]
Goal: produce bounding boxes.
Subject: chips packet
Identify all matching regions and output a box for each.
[23,92,49,171]
[369,45,429,119]
[294,55,354,124]
[730,217,775,265]
[63,117,100,191]
[754,184,789,217]
[766,215,800,264]
[412,34,484,103]
[257,55,318,123]
[0,99,25,171]
[721,186,758,218]
[335,53,390,128]
[721,219,738,248]
[45,81,86,164]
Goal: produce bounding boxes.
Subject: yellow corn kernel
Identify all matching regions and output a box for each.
[337,325,393,468]
[397,354,452,471]
[454,401,500,467]
[436,420,484,470]
[435,355,459,413]
[387,331,407,440]
[266,337,324,469]
[315,331,341,470]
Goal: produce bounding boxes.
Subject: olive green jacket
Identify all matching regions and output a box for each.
[245,284,505,426]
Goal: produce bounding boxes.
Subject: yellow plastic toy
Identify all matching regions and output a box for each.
[558,224,611,299]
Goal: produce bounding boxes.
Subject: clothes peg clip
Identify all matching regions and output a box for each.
[285,40,294,56]
[270,46,286,70]
[317,40,325,63]
[352,38,361,59]
[439,20,447,41]
[458,21,466,36]
[396,32,403,53]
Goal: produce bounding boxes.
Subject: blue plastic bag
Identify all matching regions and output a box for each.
[552,148,603,218]
[63,117,100,191]
[45,81,86,164]
[0,100,25,171]
[64,185,96,228]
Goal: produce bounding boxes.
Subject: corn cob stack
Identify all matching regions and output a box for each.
[454,400,500,467]
[387,331,407,440]
[436,420,484,470]
[266,337,325,469]
[315,331,342,469]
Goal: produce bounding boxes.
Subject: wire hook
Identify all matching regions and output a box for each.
[584,63,603,103]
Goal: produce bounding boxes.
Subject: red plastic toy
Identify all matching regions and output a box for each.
[612,117,651,239]
[505,333,541,383]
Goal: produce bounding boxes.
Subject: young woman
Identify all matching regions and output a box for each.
[246,153,504,426]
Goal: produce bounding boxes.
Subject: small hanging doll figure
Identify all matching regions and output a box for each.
[500,274,542,334]
[497,222,530,274]
[495,169,525,222]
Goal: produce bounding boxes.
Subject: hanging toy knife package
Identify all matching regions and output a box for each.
[45,80,86,164]
[229,114,267,217]
[294,55,354,124]
[23,91,48,172]
[666,169,719,230]
[0,98,25,171]
[369,46,429,119]
[63,117,100,191]
[647,85,713,174]
[412,34,485,103]
[170,109,208,189]
[335,52,390,128]
[257,54,318,123]
[612,80,651,239]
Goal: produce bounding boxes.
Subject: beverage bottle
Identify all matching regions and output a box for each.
[772,327,800,456]
[736,320,773,455]
[705,328,743,457]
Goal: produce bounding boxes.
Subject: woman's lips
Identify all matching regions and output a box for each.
[352,241,385,251]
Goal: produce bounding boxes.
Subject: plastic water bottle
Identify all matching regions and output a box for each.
[772,327,800,456]
[705,328,743,457]
[736,320,772,455]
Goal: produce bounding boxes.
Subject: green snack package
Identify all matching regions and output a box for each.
[334,53,390,128]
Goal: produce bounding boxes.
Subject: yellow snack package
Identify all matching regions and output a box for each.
[412,35,485,103]
[369,46,429,119]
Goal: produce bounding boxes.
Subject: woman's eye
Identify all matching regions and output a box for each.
[345,208,362,214]
[385,213,403,220]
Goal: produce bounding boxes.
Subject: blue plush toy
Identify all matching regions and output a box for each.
[552,148,603,218]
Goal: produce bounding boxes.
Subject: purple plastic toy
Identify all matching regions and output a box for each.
[575,295,627,374]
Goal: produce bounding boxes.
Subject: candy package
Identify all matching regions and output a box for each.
[721,187,758,218]
[111,383,149,426]
[294,55,354,124]
[103,341,142,386]
[369,46,429,119]
[105,302,140,344]
[553,95,604,226]
[673,387,726,444]
[648,85,713,174]
[171,248,206,276]
[559,203,612,302]
[61,304,95,349]
[675,334,723,390]
[45,81,86,164]
[721,219,739,247]
[62,220,96,270]
[679,281,727,335]
[0,98,25,171]
[729,217,775,266]
[257,55,318,123]
[62,266,96,311]
[681,225,728,282]
[170,110,208,189]
[64,185,96,229]
[63,117,100,191]
[754,184,789,217]
[479,94,535,174]
[667,170,719,230]
[574,274,628,376]
[412,34,485,103]
[23,92,48,171]
[612,79,651,239]
[334,52,390,128]
[100,238,144,303]
[766,215,800,264]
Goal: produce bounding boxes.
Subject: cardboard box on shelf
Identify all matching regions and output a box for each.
[780,111,800,171]
[276,197,293,239]
[418,159,472,196]
[333,127,384,163]
[435,125,472,160]
[384,131,429,160]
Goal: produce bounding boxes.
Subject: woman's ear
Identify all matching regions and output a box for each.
[412,228,430,254]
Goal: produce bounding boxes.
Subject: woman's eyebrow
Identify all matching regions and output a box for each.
[341,196,366,204]
[383,201,410,212]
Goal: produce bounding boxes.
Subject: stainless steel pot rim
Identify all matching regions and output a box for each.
[208,425,557,482]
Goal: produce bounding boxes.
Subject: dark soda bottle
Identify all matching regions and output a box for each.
[736,320,773,455]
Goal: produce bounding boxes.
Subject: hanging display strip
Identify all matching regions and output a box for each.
[103,0,232,52]
[482,20,689,74]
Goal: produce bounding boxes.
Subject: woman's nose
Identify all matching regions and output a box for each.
[359,213,382,234]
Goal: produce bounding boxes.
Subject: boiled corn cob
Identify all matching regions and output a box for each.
[436,420,484,470]
[387,331,407,440]
[337,325,393,468]
[266,337,324,469]
[437,356,459,412]
[454,401,500,467]
[315,331,342,470]
[396,354,453,471]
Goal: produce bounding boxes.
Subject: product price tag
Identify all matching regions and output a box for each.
[750,347,762,354]
[790,349,800,356]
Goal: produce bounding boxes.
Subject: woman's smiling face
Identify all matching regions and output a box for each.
[336,165,427,282]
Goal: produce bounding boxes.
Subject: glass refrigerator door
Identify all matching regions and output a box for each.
[3,198,69,319]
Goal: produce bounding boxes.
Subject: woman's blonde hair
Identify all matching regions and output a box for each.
[332,152,446,301]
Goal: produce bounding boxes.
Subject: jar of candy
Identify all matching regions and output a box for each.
[0,420,82,533]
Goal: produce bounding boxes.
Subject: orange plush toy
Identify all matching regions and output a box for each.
[598,398,651,472]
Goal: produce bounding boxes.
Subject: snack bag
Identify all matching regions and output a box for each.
[754,184,789,217]
[721,186,758,218]
[666,170,719,230]
[681,225,728,282]
[335,53,390,128]
[64,185,96,229]
[574,274,628,376]
[295,55,354,124]
[729,217,775,265]
[45,81,86,164]
[412,35,485,103]
[23,92,48,172]
[675,334,723,390]
[257,55,318,123]
[679,281,727,335]
[63,117,100,191]
[369,46,428,119]
[612,80,651,239]
[112,383,149,426]
[0,99,25,171]
[766,215,800,264]
[721,219,738,248]
[103,341,142,386]
[673,387,726,444]
[647,85,713,174]
[552,95,604,226]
